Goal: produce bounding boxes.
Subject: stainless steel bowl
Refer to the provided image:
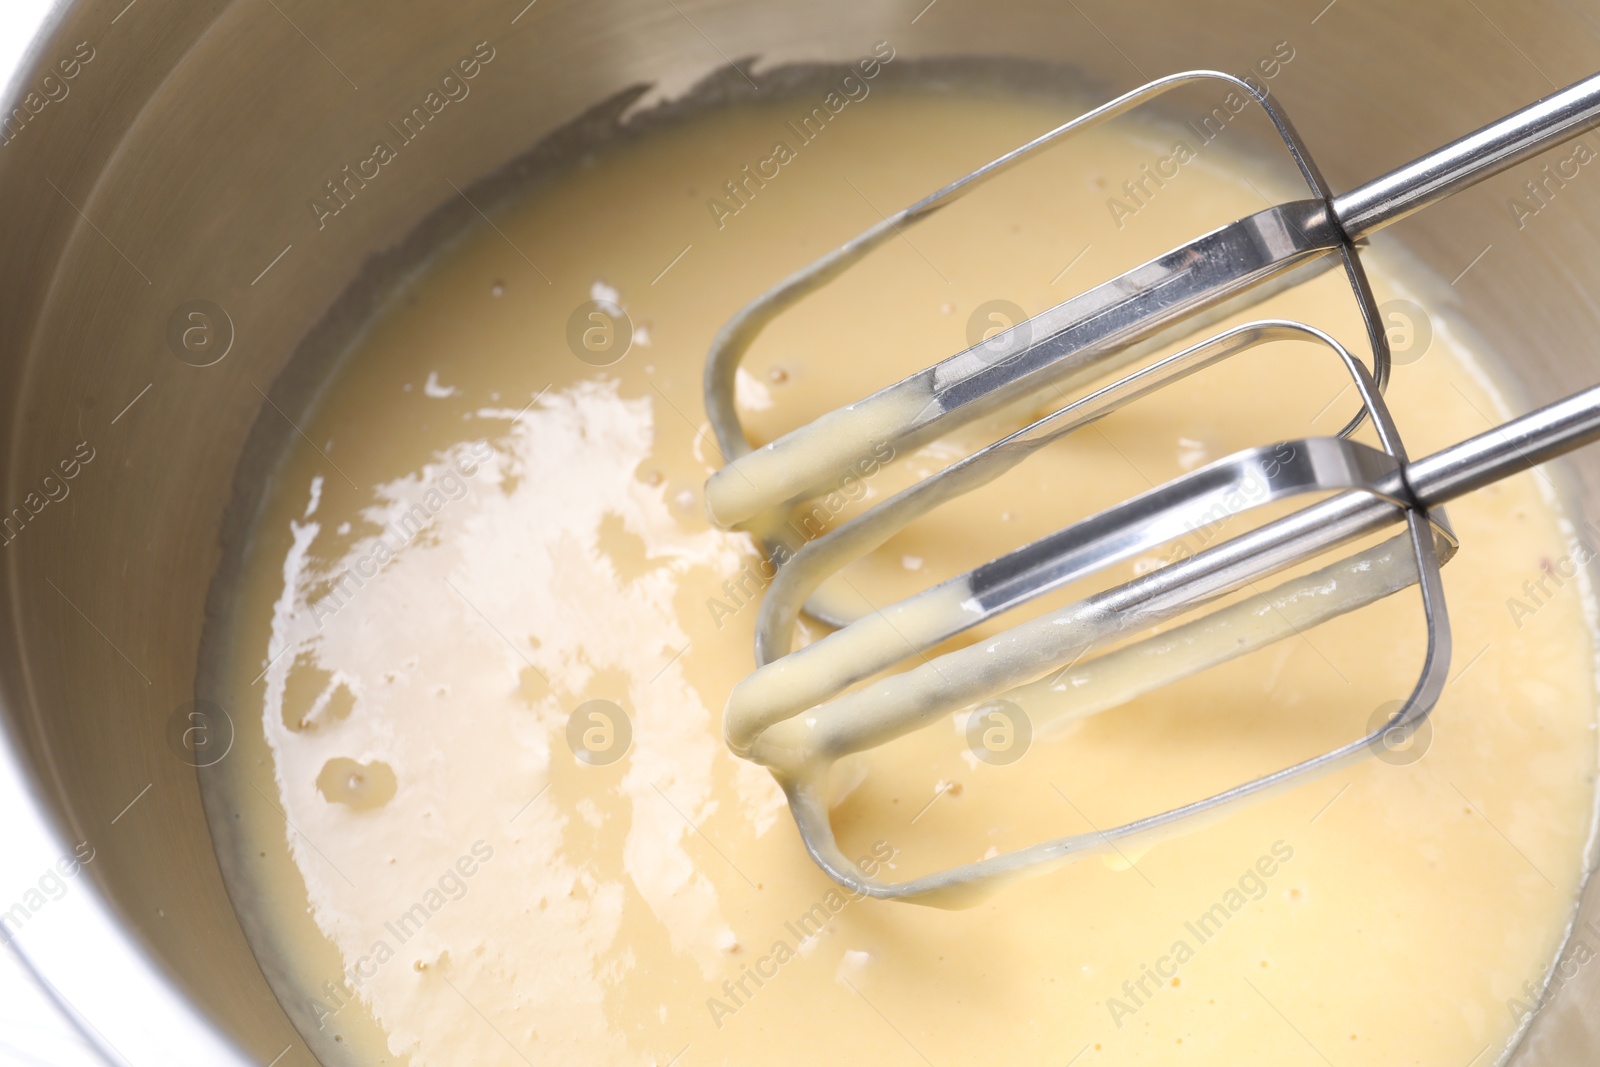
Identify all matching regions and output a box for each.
[3,0,1599,1062]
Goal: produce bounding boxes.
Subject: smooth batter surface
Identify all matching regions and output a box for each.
[203,84,1600,1065]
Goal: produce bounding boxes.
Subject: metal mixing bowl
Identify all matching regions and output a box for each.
[2,0,1599,1062]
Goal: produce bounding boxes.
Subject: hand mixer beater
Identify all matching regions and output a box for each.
[701,69,1600,905]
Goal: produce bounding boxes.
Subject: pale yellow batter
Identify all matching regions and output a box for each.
[202,84,1600,1065]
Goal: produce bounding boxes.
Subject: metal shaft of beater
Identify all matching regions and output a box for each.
[1103,381,1600,625]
